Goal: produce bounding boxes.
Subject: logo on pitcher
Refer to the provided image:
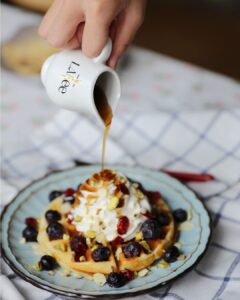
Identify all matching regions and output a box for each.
[58,61,80,94]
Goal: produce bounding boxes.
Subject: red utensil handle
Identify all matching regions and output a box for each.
[161,170,215,182]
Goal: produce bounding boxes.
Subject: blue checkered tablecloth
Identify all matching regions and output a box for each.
[1,3,240,300]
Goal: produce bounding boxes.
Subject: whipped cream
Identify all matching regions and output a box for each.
[70,170,151,242]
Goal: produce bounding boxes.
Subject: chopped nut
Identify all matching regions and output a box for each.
[93,273,106,286]
[135,190,144,200]
[86,238,92,246]
[96,233,107,246]
[180,221,194,231]
[138,268,149,277]
[139,241,152,254]
[19,237,26,244]
[63,234,70,241]
[107,196,119,210]
[174,242,181,249]
[74,215,82,222]
[132,183,139,188]
[135,231,143,241]
[86,230,96,238]
[115,247,122,260]
[58,243,67,252]
[61,202,72,214]
[187,209,192,221]
[178,254,186,261]
[79,256,86,262]
[48,270,56,276]
[32,263,40,271]
[158,261,169,268]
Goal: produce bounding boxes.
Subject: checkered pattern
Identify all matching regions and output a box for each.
[2,107,240,300]
[1,4,240,299]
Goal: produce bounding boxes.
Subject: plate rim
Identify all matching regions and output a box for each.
[1,165,212,299]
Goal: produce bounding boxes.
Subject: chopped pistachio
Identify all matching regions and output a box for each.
[63,234,70,241]
[132,183,139,188]
[158,261,169,268]
[135,190,144,200]
[93,273,106,286]
[33,263,40,271]
[135,231,143,241]
[86,230,96,238]
[107,196,119,211]
[59,243,67,252]
[74,215,82,222]
[139,241,152,254]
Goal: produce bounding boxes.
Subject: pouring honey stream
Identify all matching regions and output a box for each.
[94,85,113,171]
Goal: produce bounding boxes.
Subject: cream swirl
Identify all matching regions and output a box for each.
[70,170,151,242]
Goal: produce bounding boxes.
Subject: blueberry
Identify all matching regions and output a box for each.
[63,195,75,204]
[22,226,38,242]
[163,246,180,263]
[92,246,111,262]
[45,210,61,223]
[39,255,57,271]
[70,235,87,256]
[49,190,62,202]
[122,242,141,258]
[140,219,161,239]
[173,209,187,223]
[107,272,126,288]
[46,222,64,240]
[157,213,170,226]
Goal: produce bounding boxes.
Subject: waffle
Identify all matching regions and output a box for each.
[38,191,176,275]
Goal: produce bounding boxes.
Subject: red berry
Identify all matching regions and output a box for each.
[64,188,75,196]
[25,217,37,228]
[67,215,73,224]
[111,236,124,247]
[120,269,134,281]
[145,191,161,203]
[117,216,129,235]
[74,253,80,262]
[144,210,157,219]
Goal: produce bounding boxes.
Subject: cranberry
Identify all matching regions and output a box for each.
[67,214,73,224]
[25,217,37,228]
[111,236,124,247]
[70,236,87,256]
[145,191,161,203]
[120,269,134,281]
[144,211,157,219]
[117,216,129,235]
[64,188,75,197]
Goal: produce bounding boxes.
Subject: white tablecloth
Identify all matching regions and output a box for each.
[1,3,240,300]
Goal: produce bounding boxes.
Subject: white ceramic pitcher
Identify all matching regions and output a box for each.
[41,39,120,123]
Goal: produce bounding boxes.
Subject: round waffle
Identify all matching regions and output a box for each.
[37,191,176,276]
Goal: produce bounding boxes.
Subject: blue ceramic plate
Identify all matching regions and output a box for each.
[2,165,211,298]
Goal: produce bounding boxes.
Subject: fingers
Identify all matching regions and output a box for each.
[64,22,85,49]
[108,0,146,68]
[81,0,126,57]
[39,0,84,48]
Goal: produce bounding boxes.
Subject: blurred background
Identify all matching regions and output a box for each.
[2,0,240,78]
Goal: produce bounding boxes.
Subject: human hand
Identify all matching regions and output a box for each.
[39,0,146,68]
